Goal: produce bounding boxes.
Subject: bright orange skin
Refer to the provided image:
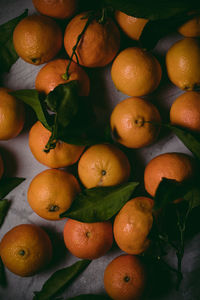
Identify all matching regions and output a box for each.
[144,152,194,197]
[178,15,200,37]
[114,197,154,255]
[78,144,131,189]
[170,91,200,132]
[111,47,162,97]
[29,121,85,168]
[104,254,146,300]
[166,38,200,90]
[35,58,90,96]
[27,169,80,220]
[0,224,52,277]
[0,154,3,179]
[110,97,161,148]
[33,0,78,19]
[13,15,62,65]
[64,12,120,68]
[0,88,25,140]
[63,219,113,259]
[115,10,148,40]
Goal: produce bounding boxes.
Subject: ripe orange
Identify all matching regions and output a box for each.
[27,168,80,220]
[178,15,200,37]
[144,152,195,197]
[0,153,4,179]
[35,58,90,96]
[0,87,25,140]
[0,224,52,277]
[29,121,85,168]
[115,10,148,40]
[113,197,154,255]
[166,38,200,90]
[63,219,113,259]
[110,97,161,148]
[64,12,120,67]
[13,15,62,65]
[104,254,146,300]
[78,144,131,189]
[170,91,200,132]
[111,47,162,96]
[32,0,78,19]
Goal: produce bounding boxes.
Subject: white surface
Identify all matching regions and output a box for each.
[0,1,199,300]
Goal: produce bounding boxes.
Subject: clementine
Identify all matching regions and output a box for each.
[178,15,200,37]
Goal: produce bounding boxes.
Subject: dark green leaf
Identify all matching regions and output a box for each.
[60,182,139,222]
[0,9,28,72]
[0,199,10,227]
[0,257,6,287]
[0,177,25,199]
[33,260,91,300]
[67,295,111,300]
[184,186,200,209]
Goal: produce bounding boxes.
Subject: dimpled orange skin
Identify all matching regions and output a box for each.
[170,91,200,132]
[35,59,90,96]
[166,38,200,90]
[78,144,131,189]
[0,224,52,277]
[13,15,62,65]
[113,197,154,255]
[111,47,162,97]
[110,97,161,149]
[33,0,78,19]
[0,88,25,140]
[0,154,4,179]
[27,169,80,220]
[63,219,113,259]
[115,10,148,40]
[64,12,120,68]
[144,152,195,197]
[104,254,146,300]
[178,15,200,37]
[29,121,85,168]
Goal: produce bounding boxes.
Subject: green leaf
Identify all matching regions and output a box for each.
[67,295,111,300]
[60,182,139,222]
[0,199,10,227]
[33,260,91,300]
[0,257,6,287]
[0,177,25,199]
[0,9,28,72]
[184,186,200,209]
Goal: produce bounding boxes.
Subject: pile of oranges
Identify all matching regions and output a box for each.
[0,1,200,299]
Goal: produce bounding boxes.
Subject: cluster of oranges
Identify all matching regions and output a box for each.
[0,1,200,299]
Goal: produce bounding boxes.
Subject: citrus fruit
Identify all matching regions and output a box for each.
[0,153,4,179]
[110,97,161,148]
[32,0,78,19]
[104,254,146,300]
[178,15,200,37]
[78,144,131,189]
[27,168,80,220]
[13,15,62,65]
[63,219,113,259]
[29,121,85,168]
[0,87,25,140]
[115,10,148,40]
[166,38,200,90]
[144,152,195,197]
[64,12,120,67]
[170,91,200,132]
[113,197,154,255]
[35,58,90,96]
[111,47,162,96]
[0,224,52,277]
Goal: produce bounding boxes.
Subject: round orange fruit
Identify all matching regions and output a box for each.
[178,15,200,37]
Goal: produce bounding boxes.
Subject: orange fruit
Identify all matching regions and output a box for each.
[111,47,162,96]
[27,168,80,220]
[170,91,200,132]
[32,0,78,19]
[0,224,52,277]
[35,58,90,96]
[63,219,113,259]
[29,121,85,168]
[64,12,120,67]
[78,144,131,189]
[115,10,148,40]
[0,87,25,140]
[13,15,62,65]
[110,97,161,149]
[178,15,200,37]
[104,254,146,300]
[144,152,195,197]
[166,38,200,90]
[113,197,154,255]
